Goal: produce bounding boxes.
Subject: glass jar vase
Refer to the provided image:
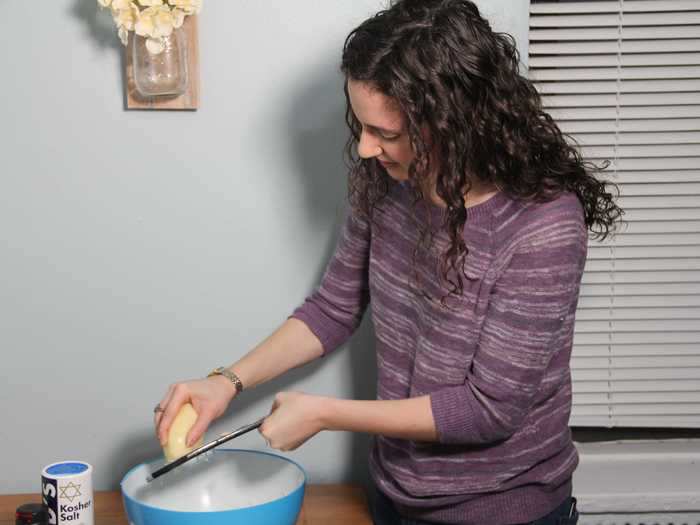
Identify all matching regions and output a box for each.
[133,29,189,97]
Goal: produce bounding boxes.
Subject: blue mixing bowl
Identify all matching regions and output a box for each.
[121,449,306,525]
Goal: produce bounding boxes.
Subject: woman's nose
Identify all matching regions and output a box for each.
[358,130,382,159]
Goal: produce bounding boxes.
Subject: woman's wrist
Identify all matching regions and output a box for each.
[317,396,339,432]
[207,366,244,393]
[207,374,239,402]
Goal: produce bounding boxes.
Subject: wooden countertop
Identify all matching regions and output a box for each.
[1,485,372,525]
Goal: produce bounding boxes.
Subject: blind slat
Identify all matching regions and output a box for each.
[573,355,700,368]
[530,12,700,28]
[533,53,700,69]
[572,392,700,404]
[573,343,700,356]
[576,306,700,320]
[574,404,700,416]
[531,65,700,82]
[610,158,699,171]
[596,219,700,232]
[543,93,700,108]
[584,258,700,272]
[560,119,700,134]
[580,282,700,296]
[571,416,700,428]
[616,207,700,221]
[619,185,700,197]
[575,132,700,147]
[614,195,700,208]
[581,270,700,283]
[529,26,700,41]
[582,144,700,159]
[578,294,700,308]
[572,365,700,379]
[531,1,700,14]
[593,232,700,246]
[548,105,700,120]
[574,319,700,333]
[611,157,698,171]
[573,378,700,392]
[530,39,700,55]
[597,170,700,184]
[534,79,700,95]
[574,332,700,345]
[589,245,700,258]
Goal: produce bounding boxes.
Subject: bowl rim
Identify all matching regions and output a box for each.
[120,448,307,514]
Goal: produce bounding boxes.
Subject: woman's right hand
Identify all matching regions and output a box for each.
[154,376,238,448]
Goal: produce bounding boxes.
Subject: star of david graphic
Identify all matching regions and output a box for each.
[59,481,82,503]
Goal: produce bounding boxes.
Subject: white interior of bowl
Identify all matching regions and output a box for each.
[122,449,305,512]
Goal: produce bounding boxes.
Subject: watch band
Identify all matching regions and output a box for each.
[207,366,244,394]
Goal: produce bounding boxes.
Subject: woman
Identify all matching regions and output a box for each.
[154,1,622,524]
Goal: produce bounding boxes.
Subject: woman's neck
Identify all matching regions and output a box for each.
[426,180,500,209]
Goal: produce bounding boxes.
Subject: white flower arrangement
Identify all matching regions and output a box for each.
[97,0,202,54]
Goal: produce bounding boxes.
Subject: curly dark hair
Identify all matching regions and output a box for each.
[340,0,624,300]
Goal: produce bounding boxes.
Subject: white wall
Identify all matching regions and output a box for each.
[0,0,528,493]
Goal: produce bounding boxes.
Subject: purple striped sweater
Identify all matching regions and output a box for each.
[291,181,588,525]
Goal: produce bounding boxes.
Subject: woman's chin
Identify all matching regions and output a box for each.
[383,165,409,182]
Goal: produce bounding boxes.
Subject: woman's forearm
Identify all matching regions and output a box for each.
[321,396,439,442]
[225,318,324,391]
[224,320,439,444]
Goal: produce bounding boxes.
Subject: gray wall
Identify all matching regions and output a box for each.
[1,0,528,493]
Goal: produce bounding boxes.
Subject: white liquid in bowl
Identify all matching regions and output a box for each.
[122,450,306,512]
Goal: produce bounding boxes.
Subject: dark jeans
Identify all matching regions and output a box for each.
[371,488,579,525]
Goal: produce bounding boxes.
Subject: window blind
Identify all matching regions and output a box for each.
[528,0,700,427]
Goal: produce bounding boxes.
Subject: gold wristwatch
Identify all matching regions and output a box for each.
[207,366,244,394]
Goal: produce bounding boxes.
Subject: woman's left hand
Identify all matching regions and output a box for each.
[259,391,329,451]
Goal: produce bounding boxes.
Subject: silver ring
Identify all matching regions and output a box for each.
[154,404,164,414]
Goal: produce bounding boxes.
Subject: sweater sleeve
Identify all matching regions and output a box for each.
[290,209,372,356]
[430,198,588,445]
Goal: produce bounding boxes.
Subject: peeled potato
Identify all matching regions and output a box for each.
[163,403,204,462]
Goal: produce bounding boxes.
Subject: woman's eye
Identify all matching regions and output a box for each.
[360,124,400,141]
